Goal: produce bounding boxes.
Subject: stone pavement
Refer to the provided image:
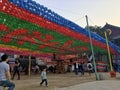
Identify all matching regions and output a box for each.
[58,80,120,90]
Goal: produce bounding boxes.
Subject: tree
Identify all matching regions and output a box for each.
[85,25,111,40]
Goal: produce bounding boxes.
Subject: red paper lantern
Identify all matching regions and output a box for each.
[0,24,10,32]
[2,37,12,43]
[39,45,46,50]
[17,40,24,45]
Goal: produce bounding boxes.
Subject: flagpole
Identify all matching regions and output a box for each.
[85,15,99,80]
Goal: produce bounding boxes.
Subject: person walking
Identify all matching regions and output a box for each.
[87,61,93,75]
[74,61,79,75]
[0,54,15,90]
[11,59,20,80]
[34,64,39,75]
[40,68,48,87]
[79,61,85,76]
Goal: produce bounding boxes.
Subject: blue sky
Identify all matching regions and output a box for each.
[35,0,120,28]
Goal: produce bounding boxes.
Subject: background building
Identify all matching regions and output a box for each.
[102,23,120,47]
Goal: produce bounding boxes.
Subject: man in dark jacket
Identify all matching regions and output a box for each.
[74,61,79,75]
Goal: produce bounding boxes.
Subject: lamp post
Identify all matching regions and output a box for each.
[104,31,113,71]
[104,31,116,77]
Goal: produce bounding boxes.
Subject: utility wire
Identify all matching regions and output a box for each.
[88,17,96,26]
[72,16,85,22]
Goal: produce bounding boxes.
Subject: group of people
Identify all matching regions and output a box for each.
[0,54,48,90]
[0,54,95,90]
[74,61,93,76]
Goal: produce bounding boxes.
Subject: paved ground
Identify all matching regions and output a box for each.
[58,80,120,90]
[10,72,120,90]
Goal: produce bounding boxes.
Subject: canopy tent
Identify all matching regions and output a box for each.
[0,0,120,57]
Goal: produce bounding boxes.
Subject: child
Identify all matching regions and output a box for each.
[40,68,48,87]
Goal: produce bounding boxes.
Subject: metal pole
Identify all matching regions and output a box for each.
[85,15,99,80]
[104,31,113,71]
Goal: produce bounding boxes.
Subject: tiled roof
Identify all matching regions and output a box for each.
[102,23,120,39]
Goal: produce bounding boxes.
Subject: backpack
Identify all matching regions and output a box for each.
[88,64,92,69]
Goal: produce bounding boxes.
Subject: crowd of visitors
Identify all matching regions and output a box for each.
[74,61,93,76]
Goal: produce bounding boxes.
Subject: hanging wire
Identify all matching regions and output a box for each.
[87,17,96,26]
[73,16,85,22]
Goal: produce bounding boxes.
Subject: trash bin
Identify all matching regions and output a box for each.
[110,71,116,77]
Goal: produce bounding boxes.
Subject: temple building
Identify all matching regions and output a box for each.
[102,23,120,47]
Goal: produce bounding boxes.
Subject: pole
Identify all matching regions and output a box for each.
[104,31,113,71]
[28,55,31,76]
[85,15,99,80]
